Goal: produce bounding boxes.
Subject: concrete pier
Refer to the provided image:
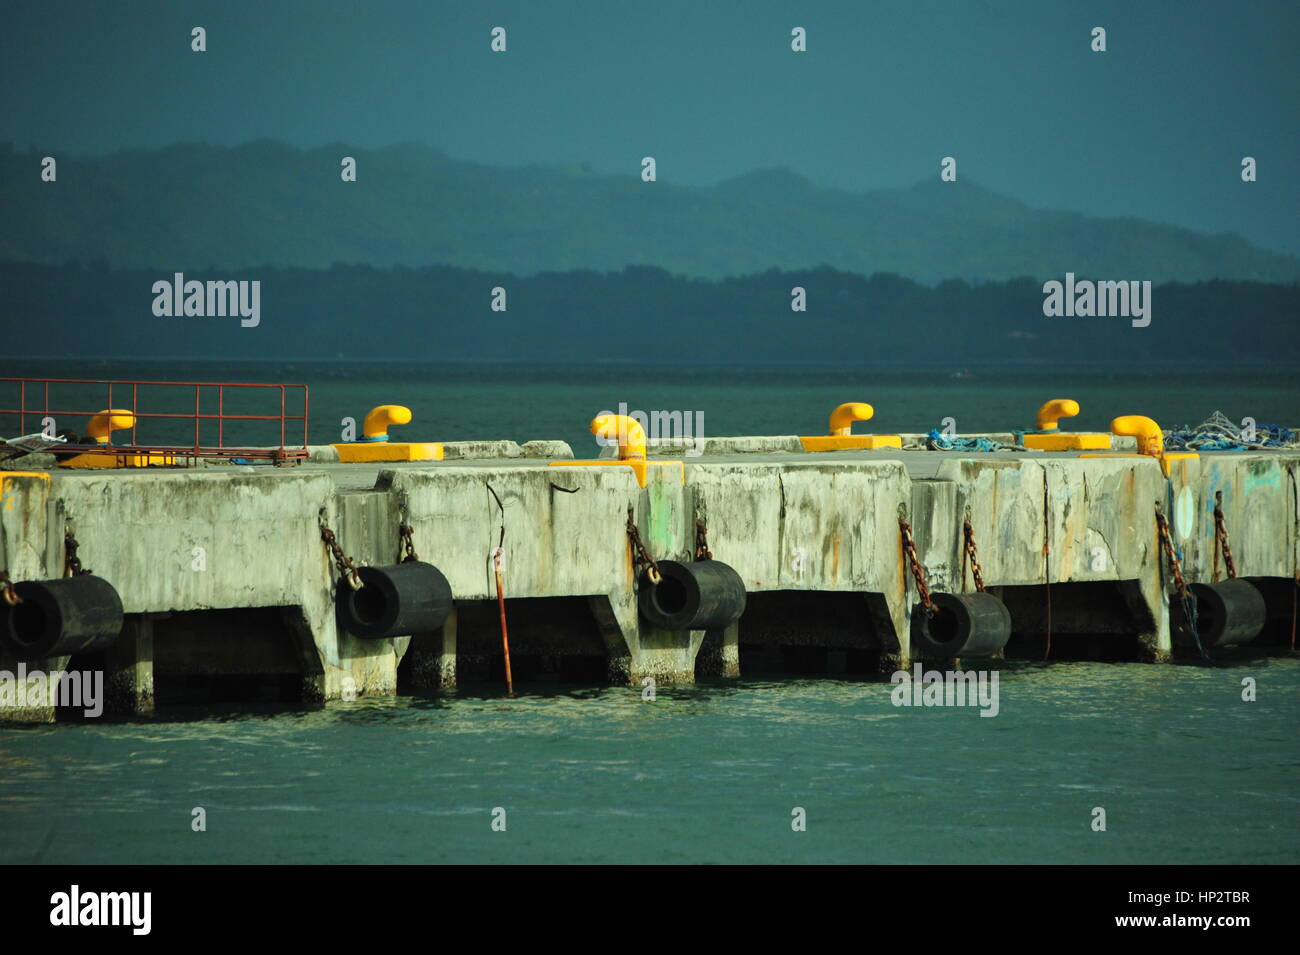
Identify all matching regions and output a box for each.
[2,441,1297,719]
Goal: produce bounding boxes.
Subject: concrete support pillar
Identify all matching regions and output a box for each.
[695,622,740,678]
[1120,579,1166,662]
[403,607,458,690]
[0,653,70,722]
[629,472,699,683]
[103,614,154,715]
[588,594,633,683]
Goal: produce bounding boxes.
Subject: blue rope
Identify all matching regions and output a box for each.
[926,428,1019,452]
[1163,413,1298,451]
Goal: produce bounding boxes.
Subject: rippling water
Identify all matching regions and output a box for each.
[2,658,1296,864]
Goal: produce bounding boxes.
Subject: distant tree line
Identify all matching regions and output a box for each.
[1,259,1295,364]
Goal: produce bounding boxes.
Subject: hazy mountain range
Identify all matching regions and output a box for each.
[2,140,1297,284]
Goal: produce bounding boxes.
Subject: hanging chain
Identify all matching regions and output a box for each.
[1154,507,1190,598]
[1212,492,1237,581]
[398,523,420,563]
[694,517,712,561]
[1156,503,1209,660]
[899,516,937,615]
[320,522,364,591]
[0,570,20,607]
[626,509,662,585]
[962,518,987,593]
[64,529,90,577]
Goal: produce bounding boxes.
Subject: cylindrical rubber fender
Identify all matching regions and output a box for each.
[335,561,453,639]
[1171,578,1265,649]
[0,575,124,661]
[910,591,1011,658]
[638,560,746,631]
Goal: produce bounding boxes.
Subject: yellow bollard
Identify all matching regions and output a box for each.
[799,402,902,451]
[1110,415,1198,475]
[1079,415,1198,475]
[1111,415,1164,456]
[62,409,176,468]
[1020,399,1112,450]
[591,413,647,461]
[85,409,136,444]
[548,414,683,487]
[362,404,413,441]
[333,404,443,462]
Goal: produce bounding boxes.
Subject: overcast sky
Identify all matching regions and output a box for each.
[2,0,1295,254]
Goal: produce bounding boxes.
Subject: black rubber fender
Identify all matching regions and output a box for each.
[0,575,124,661]
[911,591,1011,658]
[1171,578,1265,649]
[638,559,746,631]
[335,561,453,639]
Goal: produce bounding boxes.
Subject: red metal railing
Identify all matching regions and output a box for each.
[0,377,310,464]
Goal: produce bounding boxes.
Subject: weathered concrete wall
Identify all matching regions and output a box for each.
[910,456,1169,656]
[1176,455,1300,581]
[2,447,1297,720]
[688,459,911,664]
[0,469,403,715]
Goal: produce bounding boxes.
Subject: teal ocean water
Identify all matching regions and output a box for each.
[1,660,1297,865]
[1,359,1296,453]
[0,362,1297,864]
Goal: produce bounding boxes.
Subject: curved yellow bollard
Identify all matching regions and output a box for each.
[1035,398,1080,433]
[829,402,874,437]
[362,404,412,441]
[64,409,176,468]
[590,414,647,461]
[1111,415,1164,456]
[333,404,442,462]
[1021,398,1110,451]
[1103,415,1198,476]
[548,413,682,487]
[800,402,901,451]
[85,409,135,445]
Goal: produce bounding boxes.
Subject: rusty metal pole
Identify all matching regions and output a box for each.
[493,547,514,696]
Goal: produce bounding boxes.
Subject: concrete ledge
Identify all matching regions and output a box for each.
[602,435,803,457]
[614,433,1143,455]
[245,440,576,464]
[441,439,574,460]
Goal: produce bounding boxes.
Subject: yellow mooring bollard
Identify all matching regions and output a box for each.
[333,405,443,462]
[1078,414,1198,476]
[61,409,176,469]
[548,414,684,487]
[798,402,902,451]
[1019,399,1112,450]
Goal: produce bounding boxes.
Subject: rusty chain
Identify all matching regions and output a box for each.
[320,522,364,591]
[694,517,712,561]
[626,509,662,585]
[1212,492,1237,581]
[962,518,987,593]
[64,529,90,577]
[0,570,20,607]
[1156,503,1208,660]
[398,523,420,563]
[898,517,937,616]
[1154,506,1190,598]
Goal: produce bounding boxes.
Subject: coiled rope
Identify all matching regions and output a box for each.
[1164,411,1299,451]
[925,429,1027,452]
